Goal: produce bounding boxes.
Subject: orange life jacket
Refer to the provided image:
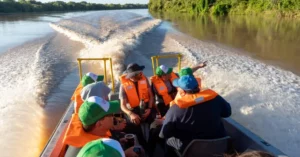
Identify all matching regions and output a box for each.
[63,114,111,147]
[119,74,150,108]
[74,95,84,113]
[169,77,202,106]
[71,83,83,101]
[71,83,84,113]
[59,114,111,157]
[150,72,178,105]
[170,89,218,108]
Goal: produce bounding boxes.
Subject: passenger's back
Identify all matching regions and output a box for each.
[160,95,231,150]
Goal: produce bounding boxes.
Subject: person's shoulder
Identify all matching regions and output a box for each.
[81,83,94,92]
[164,105,185,121]
[95,81,105,85]
[168,104,184,114]
[83,82,95,88]
[95,81,108,87]
[144,77,151,87]
[119,84,126,98]
[145,77,151,83]
[212,95,227,103]
[201,94,230,108]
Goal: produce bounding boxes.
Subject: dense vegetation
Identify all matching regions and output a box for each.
[149,0,300,17]
[0,0,147,13]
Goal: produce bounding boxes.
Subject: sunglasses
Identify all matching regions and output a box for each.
[105,114,114,117]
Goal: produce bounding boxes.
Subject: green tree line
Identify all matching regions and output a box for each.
[0,0,148,13]
[149,0,300,17]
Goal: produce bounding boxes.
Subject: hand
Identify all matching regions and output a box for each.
[142,109,151,119]
[125,146,145,157]
[112,119,126,131]
[198,61,207,68]
[155,118,164,125]
[119,137,127,146]
[129,112,141,125]
[124,146,138,157]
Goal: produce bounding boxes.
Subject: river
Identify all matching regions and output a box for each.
[0,9,299,157]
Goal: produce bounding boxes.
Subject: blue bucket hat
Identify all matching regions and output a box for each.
[172,75,199,91]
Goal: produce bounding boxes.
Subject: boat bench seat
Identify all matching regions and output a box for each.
[176,136,231,157]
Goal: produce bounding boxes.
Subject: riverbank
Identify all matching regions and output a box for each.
[150,11,300,76]
[149,0,300,17]
[0,1,147,13]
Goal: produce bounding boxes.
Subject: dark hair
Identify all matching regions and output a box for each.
[238,151,275,157]
[185,87,200,94]
[126,63,145,73]
[82,123,96,132]
[225,151,275,157]
[82,116,106,132]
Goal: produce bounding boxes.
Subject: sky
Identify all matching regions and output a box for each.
[39,0,149,4]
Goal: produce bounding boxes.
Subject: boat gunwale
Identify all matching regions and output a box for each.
[39,102,74,157]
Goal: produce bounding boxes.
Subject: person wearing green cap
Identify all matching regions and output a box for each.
[150,65,178,117]
[81,81,111,101]
[77,138,125,157]
[80,81,127,132]
[62,96,121,157]
[151,62,207,116]
[77,138,144,157]
[81,72,105,87]
[72,72,104,113]
[148,62,207,157]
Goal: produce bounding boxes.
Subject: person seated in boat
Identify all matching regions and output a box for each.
[147,63,207,157]
[77,138,144,157]
[81,81,126,132]
[81,80,111,101]
[150,62,207,117]
[61,96,121,157]
[119,63,155,125]
[72,72,104,113]
[159,72,232,157]
[119,63,156,150]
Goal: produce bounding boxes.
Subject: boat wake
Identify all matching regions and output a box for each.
[0,32,83,156]
[50,11,161,83]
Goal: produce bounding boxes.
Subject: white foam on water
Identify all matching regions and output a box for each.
[0,33,83,156]
[166,33,300,157]
[50,11,161,84]
[0,38,50,157]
